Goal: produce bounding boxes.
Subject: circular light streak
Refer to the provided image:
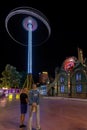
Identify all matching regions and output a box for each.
[5,6,51,46]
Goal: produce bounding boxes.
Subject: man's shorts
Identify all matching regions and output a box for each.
[20,104,27,114]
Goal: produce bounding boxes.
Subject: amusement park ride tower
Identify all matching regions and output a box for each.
[5,7,51,89]
[22,16,38,88]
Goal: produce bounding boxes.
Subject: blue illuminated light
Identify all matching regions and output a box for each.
[28,22,32,74]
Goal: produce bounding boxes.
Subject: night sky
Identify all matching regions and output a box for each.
[0,1,87,78]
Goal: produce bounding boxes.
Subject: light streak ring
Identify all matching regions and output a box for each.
[5,6,51,46]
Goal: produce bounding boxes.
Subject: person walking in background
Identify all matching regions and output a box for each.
[19,87,28,128]
[28,83,41,130]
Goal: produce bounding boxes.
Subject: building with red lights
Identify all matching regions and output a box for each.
[51,48,87,98]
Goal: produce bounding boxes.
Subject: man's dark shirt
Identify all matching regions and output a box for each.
[20,93,28,104]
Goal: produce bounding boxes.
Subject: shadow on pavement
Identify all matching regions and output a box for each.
[19,127,36,130]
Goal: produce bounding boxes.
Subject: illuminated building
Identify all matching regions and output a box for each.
[54,48,87,98]
[39,71,49,84]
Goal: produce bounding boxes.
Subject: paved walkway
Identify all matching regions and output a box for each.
[0,96,87,130]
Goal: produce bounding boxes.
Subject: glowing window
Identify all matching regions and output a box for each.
[60,77,64,83]
[76,84,82,92]
[76,73,81,81]
[60,85,65,93]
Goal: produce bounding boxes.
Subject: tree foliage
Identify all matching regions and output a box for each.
[0,64,22,88]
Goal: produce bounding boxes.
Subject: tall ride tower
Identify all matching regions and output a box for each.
[5,7,51,89]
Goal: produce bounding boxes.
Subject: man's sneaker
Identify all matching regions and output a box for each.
[22,124,26,127]
[19,125,23,128]
[19,124,26,128]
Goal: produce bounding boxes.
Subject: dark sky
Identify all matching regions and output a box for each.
[0,1,87,77]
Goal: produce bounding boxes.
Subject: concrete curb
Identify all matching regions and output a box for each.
[43,96,87,102]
